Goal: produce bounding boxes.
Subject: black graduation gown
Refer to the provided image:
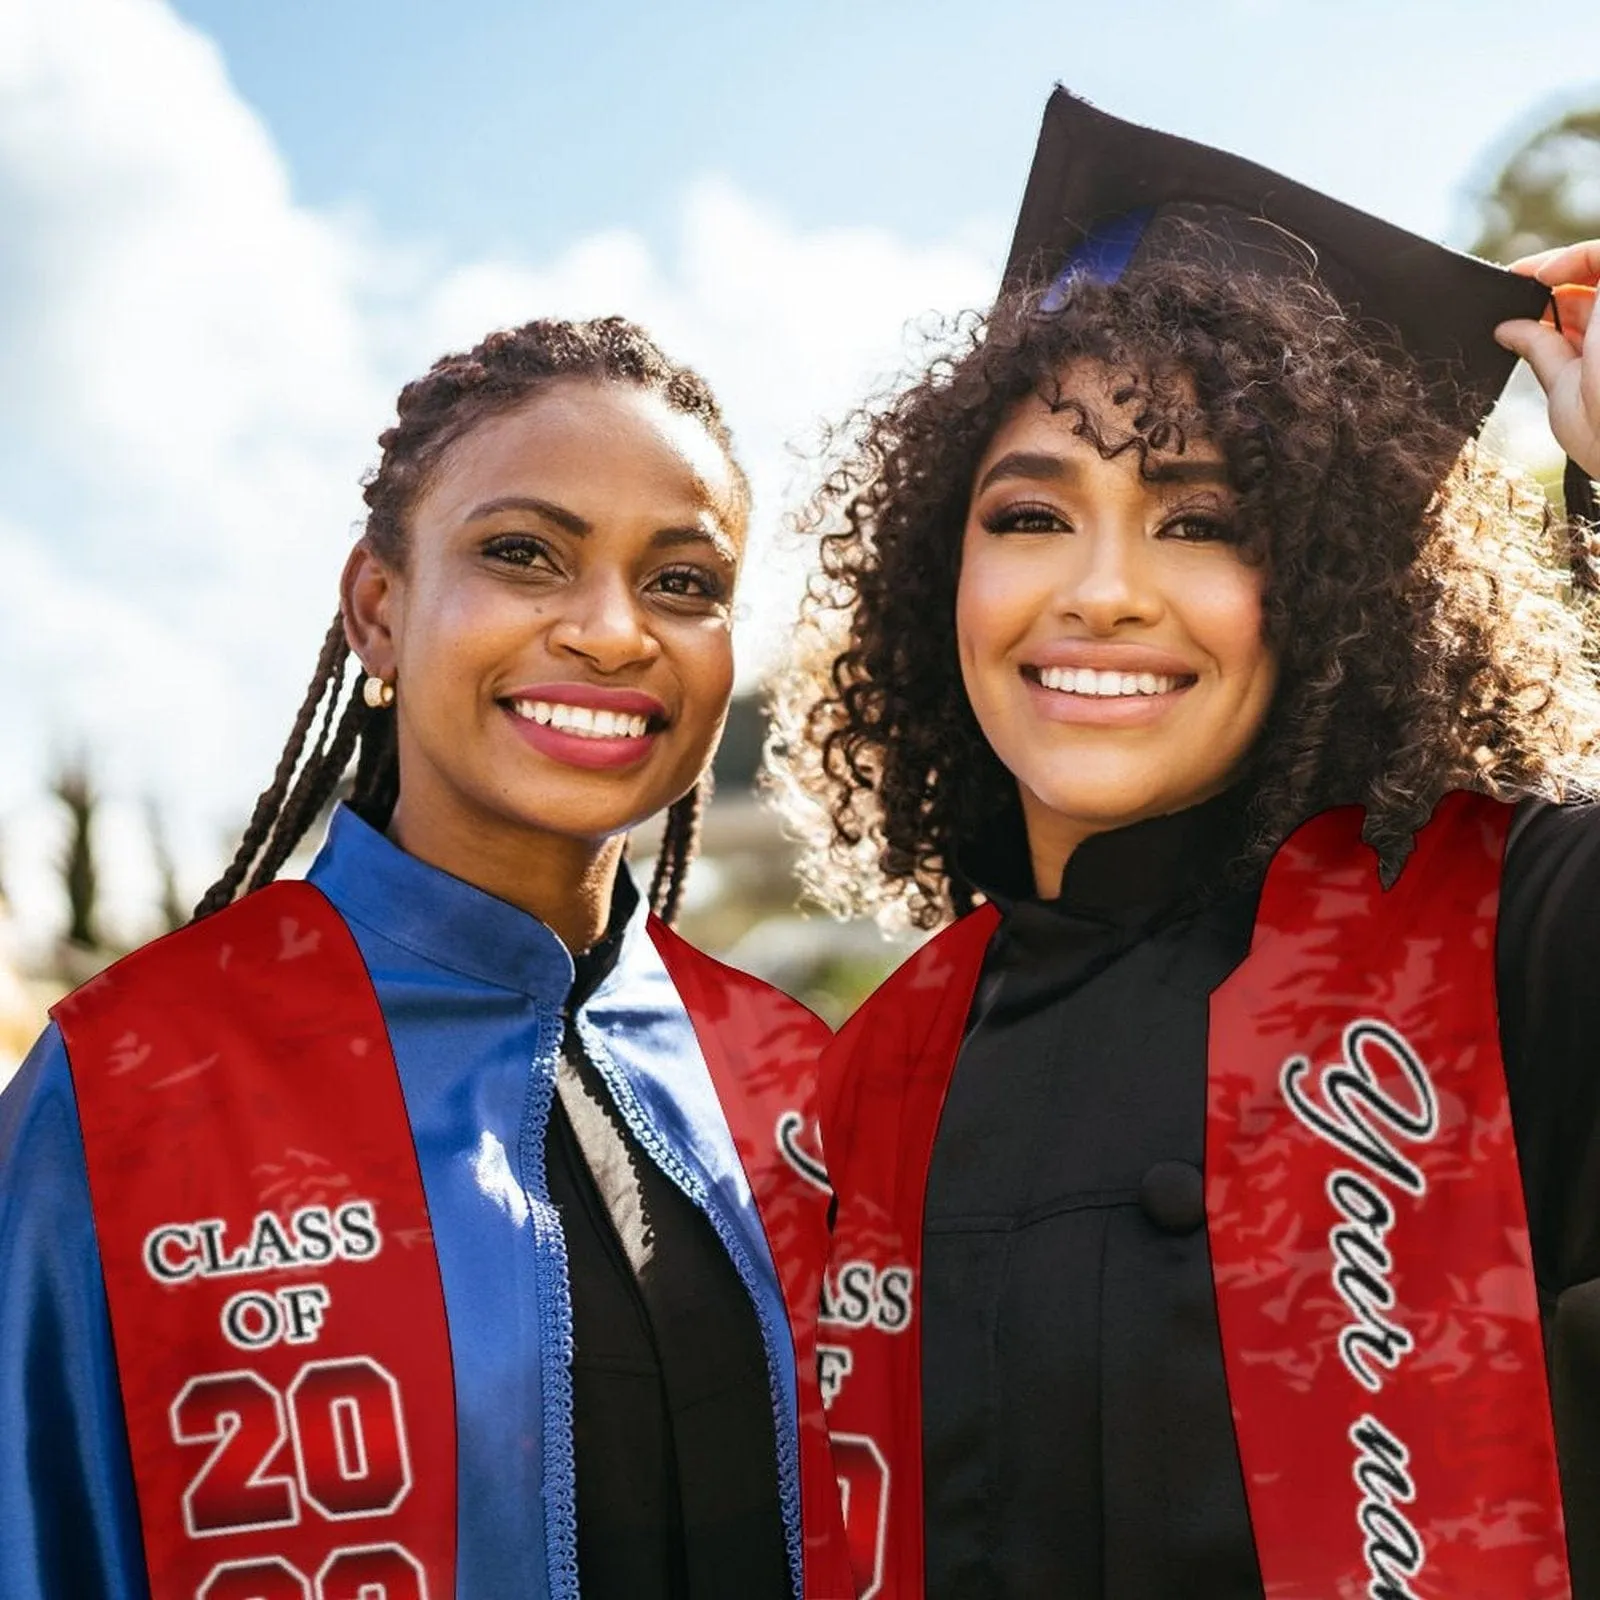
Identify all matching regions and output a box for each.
[544,883,791,1599]
[921,793,1600,1598]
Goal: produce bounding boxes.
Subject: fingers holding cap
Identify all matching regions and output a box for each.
[1553,282,1595,345]
[1495,317,1580,393]
[1507,240,1600,288]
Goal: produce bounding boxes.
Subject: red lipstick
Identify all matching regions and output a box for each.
[499,681,668,772]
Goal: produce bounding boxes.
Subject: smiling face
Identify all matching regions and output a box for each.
[956,361,1277,893]
[344,379,743,877]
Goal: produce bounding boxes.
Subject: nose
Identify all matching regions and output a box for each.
[547,568,658,672]
[1057,519,1162,633]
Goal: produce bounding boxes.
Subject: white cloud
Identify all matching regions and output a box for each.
[395,177,997,678]
[0,0,995,950]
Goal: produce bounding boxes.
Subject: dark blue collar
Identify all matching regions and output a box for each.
[308,803,643,1003]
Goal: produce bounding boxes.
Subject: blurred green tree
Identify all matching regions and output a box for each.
[52,757,100,950]
[145,799,187,934]
[1471,105,1600,263]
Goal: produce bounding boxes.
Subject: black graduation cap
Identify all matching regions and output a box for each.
[1003,89,1551,436]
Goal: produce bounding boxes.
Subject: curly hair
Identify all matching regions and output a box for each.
[768,254,1600,928]
[197,315,744,924]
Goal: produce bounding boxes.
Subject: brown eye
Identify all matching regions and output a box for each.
[483,533,559,569]
[982,503,1071,535]
[652,565,726,602]
[1162,514,1237,544]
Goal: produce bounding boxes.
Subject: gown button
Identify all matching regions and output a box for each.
[1139,1160,1205,1235]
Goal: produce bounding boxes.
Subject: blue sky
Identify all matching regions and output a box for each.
[168,0,1594,257]
[1,0,1596,945]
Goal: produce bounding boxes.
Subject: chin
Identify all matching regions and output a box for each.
[1022,766,1200,831]
[519,796,661,843]
[477,771,653,841]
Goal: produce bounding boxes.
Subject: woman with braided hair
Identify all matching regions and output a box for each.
[0,317,851,1598]
[772,93,1600,1599]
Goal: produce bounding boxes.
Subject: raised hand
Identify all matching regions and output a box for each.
[1495,242,1600,482]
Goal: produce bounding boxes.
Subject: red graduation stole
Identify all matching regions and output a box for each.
[56,881,856,1600]
[649,921,857,1600]
[53,882,456,1600]
[818,792,1572,1599]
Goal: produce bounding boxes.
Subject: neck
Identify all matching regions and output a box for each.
[1019,782,1135,899]
[386,792,624,957]
[1017,780,1238,902]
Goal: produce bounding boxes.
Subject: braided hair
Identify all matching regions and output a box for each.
[195,316,746,926]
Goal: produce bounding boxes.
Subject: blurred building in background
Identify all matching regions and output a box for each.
[649,695,923,1026]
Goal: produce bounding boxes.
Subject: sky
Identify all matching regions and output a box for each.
[0,0,1596,951]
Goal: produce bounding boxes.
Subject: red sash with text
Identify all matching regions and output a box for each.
[53,882,456,1600]
[817,793,1571,1599]
[1208,791,1568,1597]
[650,921,857,1600]
[816,904,1000,1598]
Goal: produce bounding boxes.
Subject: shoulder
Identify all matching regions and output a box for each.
[51,883,349,1037]
[0,901,347,1200]
[1493,797,1600,1289]
[830,905,1000,1054]
[1497,796,1600,979]
[0,1022,101,1285]
[0,1025,150,1597]
[818,908,999,1146]
[1494,790,1600,942]
[1,1021,78,1166]
[1502,794,1600,893]
[644,915,831,1049]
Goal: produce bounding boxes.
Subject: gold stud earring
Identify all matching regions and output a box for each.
[362,675,395,709]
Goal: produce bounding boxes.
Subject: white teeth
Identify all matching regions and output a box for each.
[509,700,651,738]
[1035,666,1181,697]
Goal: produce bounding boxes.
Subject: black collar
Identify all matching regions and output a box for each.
[959,786,1255,923]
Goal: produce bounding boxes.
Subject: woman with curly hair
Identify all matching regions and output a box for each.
[772,93,1600,1599]
[0,317,852,1599]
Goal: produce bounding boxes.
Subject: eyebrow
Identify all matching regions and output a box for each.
[651,525,740,565]
[467,495,738,562]
[1145,458,1231,488]
[469,495,589,534]
[974,450,1231,495]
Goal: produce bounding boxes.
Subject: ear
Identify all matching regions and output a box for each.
[341,541,402,679]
